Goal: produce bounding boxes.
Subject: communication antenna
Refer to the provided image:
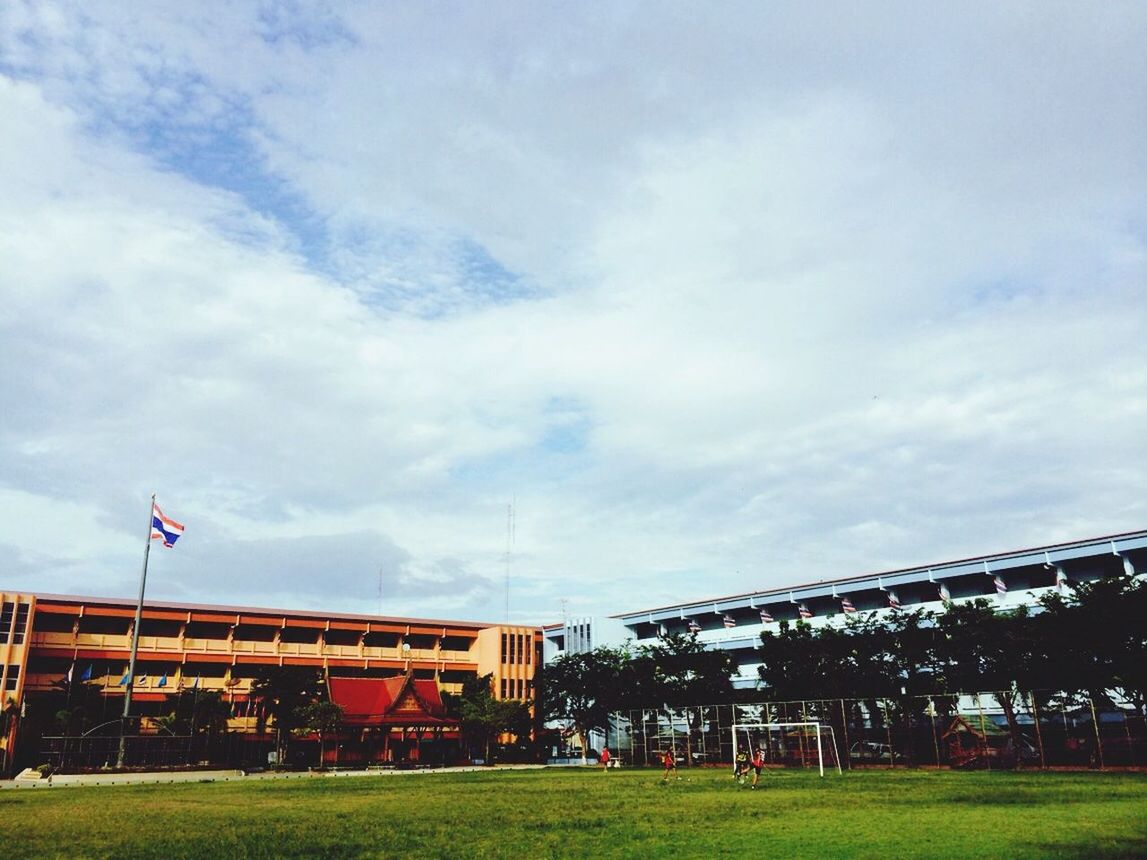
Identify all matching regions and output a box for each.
[505,498,516,623]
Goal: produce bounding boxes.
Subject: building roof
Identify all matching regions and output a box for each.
[25,591,507,631]
[613,528,1147,621]
[327,674,454,727]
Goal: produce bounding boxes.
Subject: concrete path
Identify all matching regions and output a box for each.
[1,763,545,790]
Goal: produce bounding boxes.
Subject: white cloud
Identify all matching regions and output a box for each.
[0,3,1145,624]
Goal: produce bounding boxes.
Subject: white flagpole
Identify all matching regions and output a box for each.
[117,492,156,768]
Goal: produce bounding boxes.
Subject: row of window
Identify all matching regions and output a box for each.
[1,602,30,644]
[30,612,477,651]
[501,632,534,665]
[499,677,530,700]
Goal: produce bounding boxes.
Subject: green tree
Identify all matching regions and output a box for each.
[249,666,325,765]
[296,701,344,767]
[457,674,531,764]
[158,690,234,761]
[1039,572,1147,710]
[630,632,735,764]
[540,646,632,763]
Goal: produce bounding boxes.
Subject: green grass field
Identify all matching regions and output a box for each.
[2,767,1145,859]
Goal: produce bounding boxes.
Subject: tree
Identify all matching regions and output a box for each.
[456,674,530,764]
[296,701,344,767]
[1039,572,1147,711]
[249,666,325,765]
[629,632,735,764]
[539,646,632,763]
[757,620,837,701]
[932,600,1040,763]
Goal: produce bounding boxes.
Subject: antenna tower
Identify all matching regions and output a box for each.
[505,499,515,623]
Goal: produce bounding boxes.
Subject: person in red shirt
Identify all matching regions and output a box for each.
[600,747,611,770]
[749,748,765,789]
[661,748,678,782]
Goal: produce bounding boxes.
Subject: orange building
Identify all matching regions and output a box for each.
[0,591,540,774]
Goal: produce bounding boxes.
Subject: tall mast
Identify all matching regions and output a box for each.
[117,492,155,768]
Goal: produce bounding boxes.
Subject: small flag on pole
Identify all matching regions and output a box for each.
[80,664,93,682]
[158,673,168,688]
[687,618,702,634]
[151,502,185,548]
[938,582,951,604]
[65,663,74,685]
[798,603,813,620]
[1056,567,1068,591]
[723,613,736,629]
[759,607,774,624]
[993,575,1007,596]
[887,590,901,610]
[118,671,131,686]
[841,596,857,614]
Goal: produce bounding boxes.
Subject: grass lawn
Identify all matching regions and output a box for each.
[2,767,1145,859]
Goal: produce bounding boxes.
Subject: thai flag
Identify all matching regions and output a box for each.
[759,607,774,624]
[798,604,813,619]
[723,613,736,629]
[151,502,184,548]
[841,596,857,613]
[887,590,901,610]
[993,575,1007,596]
[687,618,702,634]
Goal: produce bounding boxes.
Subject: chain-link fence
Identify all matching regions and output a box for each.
[608,692,1147,770]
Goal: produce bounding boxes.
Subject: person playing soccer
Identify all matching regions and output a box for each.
[661,748,679,781]
[600,747,611,771]
[734,748,750,783]
[749,747,765,789]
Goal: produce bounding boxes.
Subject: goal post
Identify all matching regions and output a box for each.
[731,721,843,777]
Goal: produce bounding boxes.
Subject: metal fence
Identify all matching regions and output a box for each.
[608,692,1147,771]
[38,716,257,772]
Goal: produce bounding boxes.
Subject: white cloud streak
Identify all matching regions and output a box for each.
[1,3,1145,622]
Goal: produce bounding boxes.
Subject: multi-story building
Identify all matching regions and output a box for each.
[0,592,540,774]
[543,530,1147,689]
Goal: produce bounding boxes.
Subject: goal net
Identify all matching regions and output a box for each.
[731,722,842,777]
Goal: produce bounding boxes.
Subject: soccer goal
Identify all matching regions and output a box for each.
[731,722,842,777]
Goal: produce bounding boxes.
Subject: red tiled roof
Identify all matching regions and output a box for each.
[328,674,455,727]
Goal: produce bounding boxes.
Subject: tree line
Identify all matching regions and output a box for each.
[540,573,1146,759]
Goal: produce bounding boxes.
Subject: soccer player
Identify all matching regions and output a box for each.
[661,748,678,781]
[600,747,611,771]
[749,747,765,789]
[734,748,750,783]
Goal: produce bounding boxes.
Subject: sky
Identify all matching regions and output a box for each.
[1,3,1145,626]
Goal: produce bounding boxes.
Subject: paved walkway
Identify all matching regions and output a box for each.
[1,763,545,790]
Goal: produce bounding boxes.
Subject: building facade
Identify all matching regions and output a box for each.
[543,530,1147,689]
[0,592,540,774]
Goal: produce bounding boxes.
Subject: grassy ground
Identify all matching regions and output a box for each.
[2,767,1145,859]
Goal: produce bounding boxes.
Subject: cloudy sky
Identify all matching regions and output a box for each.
[1,3,1144,625]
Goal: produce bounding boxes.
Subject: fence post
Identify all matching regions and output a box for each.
[1088,694,1104,770]
[839,699,851,770]
[1027,691,1046,769]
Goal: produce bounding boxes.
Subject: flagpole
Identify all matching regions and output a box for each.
[117,492,156,768]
